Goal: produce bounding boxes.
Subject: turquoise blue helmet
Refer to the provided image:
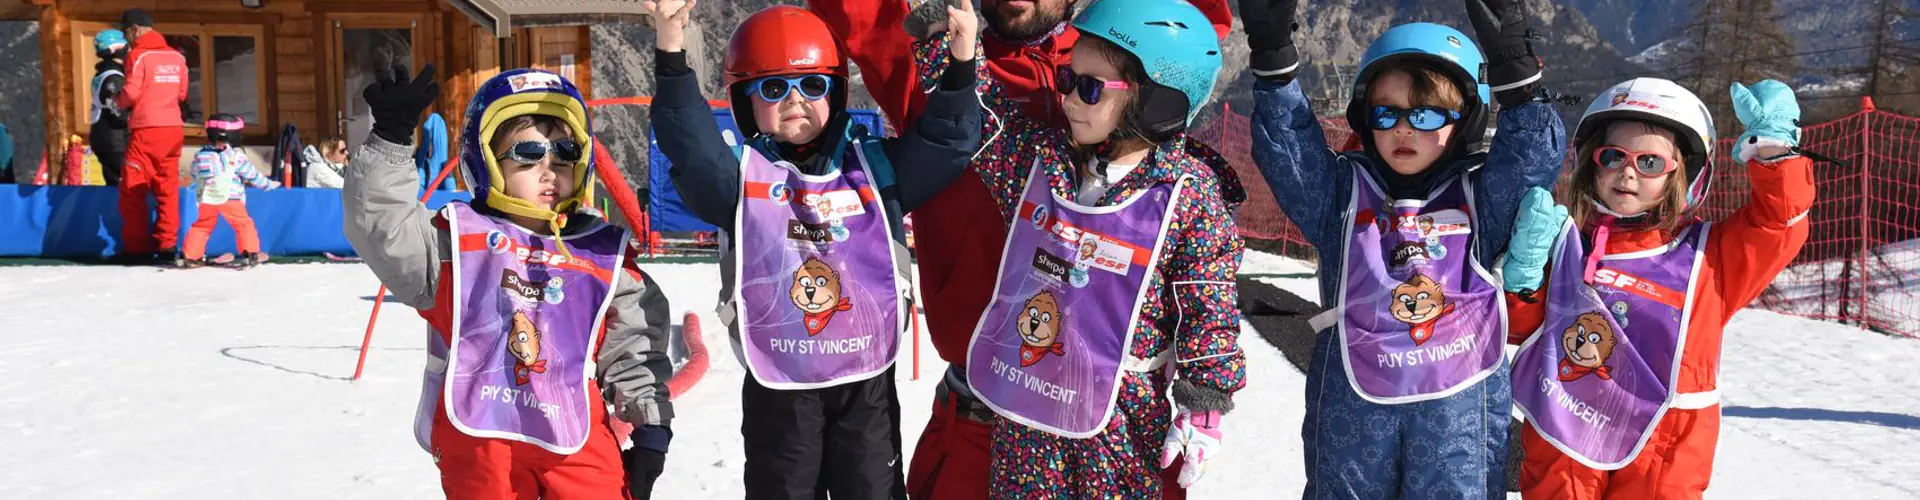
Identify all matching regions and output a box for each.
[1072,0,1223,135]
[94,30,128,53]
[1346,23,1493,148]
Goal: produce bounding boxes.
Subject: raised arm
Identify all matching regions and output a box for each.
[881,2,982,213]
[1708,80,1817,317]
[342,65,446,310]
[647,1,742,228]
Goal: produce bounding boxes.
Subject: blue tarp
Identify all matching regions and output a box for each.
[645,109,883,233]
[0,184,469,258]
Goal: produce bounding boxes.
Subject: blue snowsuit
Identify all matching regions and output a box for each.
[1249,79,1565,499]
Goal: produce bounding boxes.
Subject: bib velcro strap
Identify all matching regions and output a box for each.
[1124,350,1173,373]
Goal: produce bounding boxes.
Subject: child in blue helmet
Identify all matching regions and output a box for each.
[927,0,1246,495]
[91,29,131,186]
[342,65,675,499]
[1239,0,1567,497]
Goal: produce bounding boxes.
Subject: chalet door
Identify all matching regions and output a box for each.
[327,14,427,151]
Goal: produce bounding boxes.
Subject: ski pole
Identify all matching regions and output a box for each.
[353,158,462,381]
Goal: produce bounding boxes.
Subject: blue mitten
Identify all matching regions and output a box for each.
[1730,80,1801,163]
[1503,187,1568,293]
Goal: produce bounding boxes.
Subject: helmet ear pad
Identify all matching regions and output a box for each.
[1132,81,1192,141]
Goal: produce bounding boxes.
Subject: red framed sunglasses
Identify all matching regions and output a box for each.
[1593,146,1681,176]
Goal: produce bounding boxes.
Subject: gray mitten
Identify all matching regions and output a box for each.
[904,0,954,40]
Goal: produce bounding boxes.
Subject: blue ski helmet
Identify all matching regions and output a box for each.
[1346,23,1493,148]
[94,30,128,53]
[1072,0,1223,134]
[460,68,596,223]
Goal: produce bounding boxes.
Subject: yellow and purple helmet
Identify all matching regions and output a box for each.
[460,68,595,223]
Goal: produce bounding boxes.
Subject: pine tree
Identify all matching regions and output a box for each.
[1674,0,1798,134]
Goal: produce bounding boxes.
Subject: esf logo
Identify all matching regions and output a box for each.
[1030,205,1050,230]
[486,230,513,254]
[769,182,792,204]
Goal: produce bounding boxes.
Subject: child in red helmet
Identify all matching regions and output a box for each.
[179,113,278,268]
[642,1,982,497]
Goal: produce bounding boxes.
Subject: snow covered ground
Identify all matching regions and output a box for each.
[2,253,1917,498]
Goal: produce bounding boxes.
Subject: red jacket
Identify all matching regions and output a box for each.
[808,0,1232,365]
[117,31,189,130]
[1509,155,1815,402]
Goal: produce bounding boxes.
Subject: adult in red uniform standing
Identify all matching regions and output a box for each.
[114,9,190,264]
[802,1,1231,498]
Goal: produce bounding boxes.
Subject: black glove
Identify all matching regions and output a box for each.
[622,447,666,498]
[1466,0,1545,107]
[1239,0,1301,82]
[365,64,440,146]
[622,424,671,498]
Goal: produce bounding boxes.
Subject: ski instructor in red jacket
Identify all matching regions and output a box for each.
[803,1,1231,498]
[114,9,190,264]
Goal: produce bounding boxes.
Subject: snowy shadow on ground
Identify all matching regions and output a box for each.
[1724,406,1920,430]
[219,345,423,382]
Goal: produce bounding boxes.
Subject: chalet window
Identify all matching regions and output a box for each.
[73,22,268,138]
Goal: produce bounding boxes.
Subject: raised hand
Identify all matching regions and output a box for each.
[1730,80,1801,162]
[947,0,979,62]
[1465,0,1544,103]
[364,64,439,146]
[643,0,697,53]
[1238,0,1301,80]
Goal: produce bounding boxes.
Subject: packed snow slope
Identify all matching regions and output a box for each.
[1,253,1916,498]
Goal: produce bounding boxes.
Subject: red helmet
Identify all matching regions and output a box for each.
[722,6,847,87]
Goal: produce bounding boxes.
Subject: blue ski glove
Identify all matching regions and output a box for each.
[1503,187,1568,294]
[1730,79,1801,163]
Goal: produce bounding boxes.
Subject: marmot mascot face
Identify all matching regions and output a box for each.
[1562,312,1617,368]
[790,257,843,313]
[1390,274,1449,325]
[1019,292,1063,348]
[508,311,542,366]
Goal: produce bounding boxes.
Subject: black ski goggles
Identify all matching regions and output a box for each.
[752,74,833,103]
[496,139,584,166]
[1369,105,1461,132]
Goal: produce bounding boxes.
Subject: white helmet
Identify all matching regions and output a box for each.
[1575,78,1717,209]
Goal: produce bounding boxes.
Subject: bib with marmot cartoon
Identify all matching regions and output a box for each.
[733,146,903,390]
[967,165,1183,439]
[442,203,625,455]
[1514,222,1702,470]
[1336,170,1504,404]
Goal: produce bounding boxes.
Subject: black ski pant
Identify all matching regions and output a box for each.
[91,122,128,186]
[741,367,906,500]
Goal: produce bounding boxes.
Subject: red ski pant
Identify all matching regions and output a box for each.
[119,127,184,254]
[1520,405,1722,500]
[182,200,259,260]
[429,395,628,499]
[906,374,1191,500]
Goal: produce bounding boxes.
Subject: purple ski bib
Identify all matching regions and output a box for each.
[1515,222,1704,469]
[1337,171,1504,403]
[734,147,903,389]
[441,203,626,454]
[967,165,1183,438]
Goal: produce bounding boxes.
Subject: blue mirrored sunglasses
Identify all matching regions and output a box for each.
[752,74,833,103]
[1370,106,1461,132]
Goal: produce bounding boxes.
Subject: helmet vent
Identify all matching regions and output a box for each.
[1144,21,1188,29]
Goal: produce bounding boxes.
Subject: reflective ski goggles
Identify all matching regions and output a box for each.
[496,139,584,166]
[1369,106,1460,132]
[1055,65,1132,105]
[1593,146,1681,177]
[752,74,833,103]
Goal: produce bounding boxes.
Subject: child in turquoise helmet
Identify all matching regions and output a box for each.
[91,29,131,186]
[940,0,1247,495]
[1240,0,1568,496]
